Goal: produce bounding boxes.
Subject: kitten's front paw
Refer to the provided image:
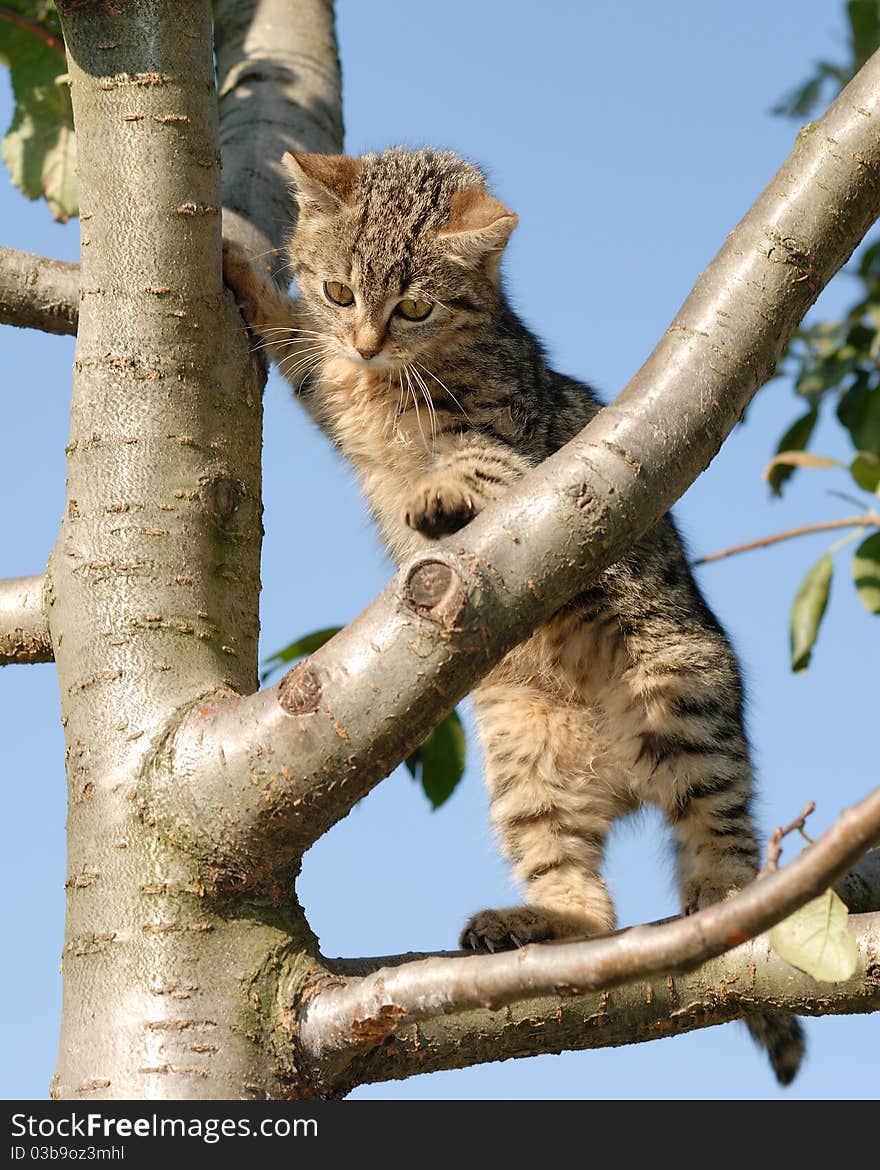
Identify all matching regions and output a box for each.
[404,482,477,539]
[222,239,269,329]
[460,907,557,952]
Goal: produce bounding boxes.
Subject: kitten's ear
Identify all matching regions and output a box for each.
[438,187,518,266]
[282,152,363,215]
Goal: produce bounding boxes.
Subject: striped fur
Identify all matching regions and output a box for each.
[223,147,805,1084]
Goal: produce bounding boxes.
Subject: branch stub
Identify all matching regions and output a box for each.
[279,662,322,716]
[402,559,467,626]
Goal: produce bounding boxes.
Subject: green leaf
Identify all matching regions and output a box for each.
[838,377,880,454]
[858,239,880,280]
[847,0,880,69]
[844,320,876,354]
[406,709,466,810]
[795,349,859,405]
[852,531,880,614]
[767,409,819,496]
[771,75,825,119]
[0,3,78,221]
[790,553,833,672]
[260,626,342,682]
[769,888,860,982]
[850,451,880,494]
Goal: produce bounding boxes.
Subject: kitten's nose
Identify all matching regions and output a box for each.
[353,328,383,360]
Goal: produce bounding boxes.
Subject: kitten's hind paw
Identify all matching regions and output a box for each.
[460,907,557,952]
[682,873,753,917]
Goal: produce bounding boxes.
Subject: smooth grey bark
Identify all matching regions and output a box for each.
[215,0,342,275]
[49,0,340,1101]
[0,574,52,663]
[0,247,78,335]
[145,51,880,894]
[297,786,880,1087]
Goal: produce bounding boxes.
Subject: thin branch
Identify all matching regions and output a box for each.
[312,916,880,1092]
[693,514,880,566]
[295,786,880,1087]
[145,49,880,892]
[0,247,79,336]
[323,846,880,978]
[0,8,66,58]
[762,800,816,874]
[0,575,52,665]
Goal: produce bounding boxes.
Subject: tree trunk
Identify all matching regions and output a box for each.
[50,0,339,1100]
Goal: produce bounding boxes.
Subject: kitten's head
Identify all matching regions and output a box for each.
[282,147,517,369]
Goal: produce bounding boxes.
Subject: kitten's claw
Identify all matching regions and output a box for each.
[461,906,610,952]
[403,481,478,539]
[460,907,558,952]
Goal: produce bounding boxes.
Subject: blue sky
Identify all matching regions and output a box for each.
[0,0,875,1099]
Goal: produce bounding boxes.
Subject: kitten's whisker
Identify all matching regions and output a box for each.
[298,358,325,392]
[395,369,407,420]
[272,342,330,366]
[281,354,326,390]
[279,350,329,379]
[251,338,327,356]
[258,327,329,339]
[415,360,472,422]
[404,366,430,453]
[278,346,331,382]
[394,370,413,445]
[246,247,284,262]
[409,365,437,452]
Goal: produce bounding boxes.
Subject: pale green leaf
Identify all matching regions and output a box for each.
[0,6,78,220]
[789,553,833,672]
[852,531,880,614]
[769,889,860,982]
[763,450,839,482]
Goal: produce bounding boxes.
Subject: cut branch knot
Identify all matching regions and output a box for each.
[279,662,322,715]
[402,557,467,626]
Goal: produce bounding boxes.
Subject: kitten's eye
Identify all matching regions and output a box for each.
[324,281,354,307]
[396,297,433,322]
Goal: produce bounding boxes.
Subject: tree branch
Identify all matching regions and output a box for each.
[0,574,52,664]
[308,915,880,1093]
[214,0,343,273]
[293,787,880,1089]
[144,50,880,892]
[0,247,79,335]
[694,514,880,566]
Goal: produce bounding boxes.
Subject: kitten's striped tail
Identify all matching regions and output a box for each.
[745,1014,805,1086]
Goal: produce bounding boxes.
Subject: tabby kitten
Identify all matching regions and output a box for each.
[222,147,805,1084]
